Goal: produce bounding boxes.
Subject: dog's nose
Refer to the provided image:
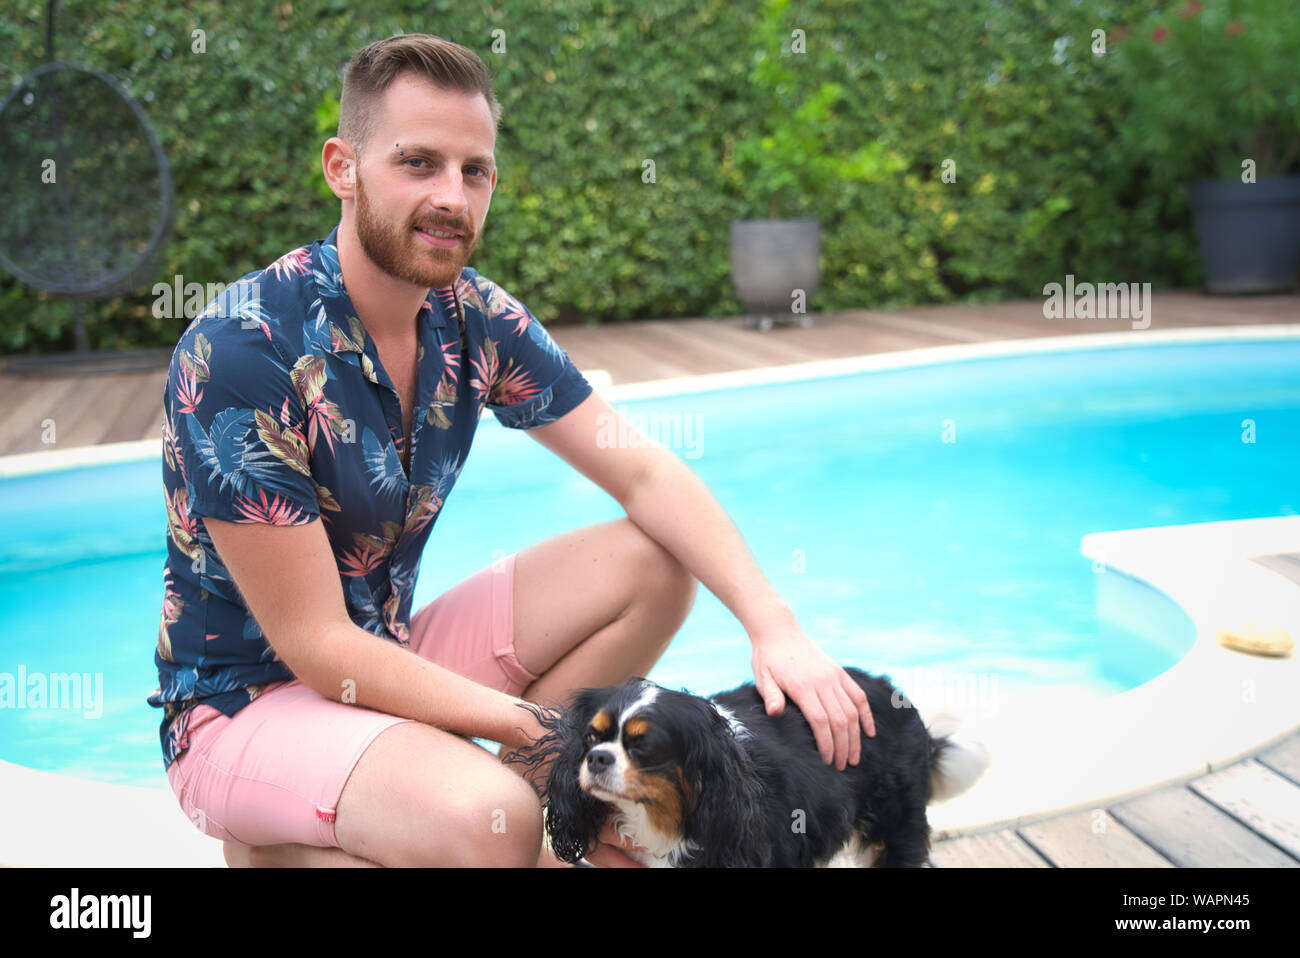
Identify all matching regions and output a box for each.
[586,749,614,773]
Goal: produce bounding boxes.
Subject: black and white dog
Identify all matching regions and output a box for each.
[506,669,991,867]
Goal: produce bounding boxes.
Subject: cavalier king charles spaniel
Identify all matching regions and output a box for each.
[505,668,991,867]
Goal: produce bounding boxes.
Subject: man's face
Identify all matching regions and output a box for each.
[351,73,496,290]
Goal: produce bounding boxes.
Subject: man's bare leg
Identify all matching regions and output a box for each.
[223,841,381,867]
[511,517,699,708]
[221,517,695,867]
[223,721,542,867]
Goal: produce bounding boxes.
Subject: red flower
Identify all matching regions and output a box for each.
[1224,20,1245,36]
[1178,1,1202,18]
[1152,26,1170,42]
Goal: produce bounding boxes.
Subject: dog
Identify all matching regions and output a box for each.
[505,668,991,867]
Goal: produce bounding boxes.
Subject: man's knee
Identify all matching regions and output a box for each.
[426,772,543,867]
[338,724,545,867]
[619,518,699,614]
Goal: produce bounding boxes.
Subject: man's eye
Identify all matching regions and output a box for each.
[404,158,487,177]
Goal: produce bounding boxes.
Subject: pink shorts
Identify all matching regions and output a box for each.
[166,552,539,849]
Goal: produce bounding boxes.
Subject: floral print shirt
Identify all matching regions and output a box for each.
[148,222,592,770]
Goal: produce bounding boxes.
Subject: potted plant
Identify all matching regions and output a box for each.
[1108,0,1300,293]
[728,0,904,329]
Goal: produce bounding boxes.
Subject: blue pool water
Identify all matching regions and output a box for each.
[1,337,1297,788]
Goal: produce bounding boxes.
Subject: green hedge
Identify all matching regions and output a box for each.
[1,0,1202,354]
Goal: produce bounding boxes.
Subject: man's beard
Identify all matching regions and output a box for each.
[354,172,477,290]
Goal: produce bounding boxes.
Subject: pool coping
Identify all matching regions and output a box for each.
[3,323,1299,478]
[2,324,1297,865]
[923,515,1300,841]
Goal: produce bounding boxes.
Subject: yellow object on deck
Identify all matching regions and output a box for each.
[1216,624,1295,657]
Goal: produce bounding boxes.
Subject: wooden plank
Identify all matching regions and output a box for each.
[101,371,169,444]
[548,334,648,385]
[0,377,80,456]
[1189,760,1300,859]
[1109,785,1299,867]
[0,373,32,411]
[561,326,691,380]
[805,317,956,355]
[1249,553,1300,587]
[649,319,829,367]
[929,829,1052,868]
[631,320,785,371]
[1155,291,1298,324]
[1256,731,1300,785]
[34,374,125,450]
[597,324,713,377]
[861,311,997,344]
[1016,809,1175,867]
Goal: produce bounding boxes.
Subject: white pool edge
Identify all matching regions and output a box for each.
[2,324,1297,864]
[3,323,1299,478]
[924,516,1300,842]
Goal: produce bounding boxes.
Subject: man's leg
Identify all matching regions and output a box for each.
[225,720,544,867]
[223,516,696,867]
[510,516,699,707]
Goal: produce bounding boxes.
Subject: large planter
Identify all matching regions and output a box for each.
[729,219,820,330]
[1186,175,1300,294]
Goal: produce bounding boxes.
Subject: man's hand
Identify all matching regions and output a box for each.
[582,816,647,868]
[751,625,875,771]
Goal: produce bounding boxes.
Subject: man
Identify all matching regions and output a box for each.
[150,33,874,868]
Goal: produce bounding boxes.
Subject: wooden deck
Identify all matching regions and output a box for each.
[0,288,1295,457]
[929,731,1300,867]
[2,287,1298,866]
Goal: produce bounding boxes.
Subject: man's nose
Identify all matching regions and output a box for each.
[426,172,471,219]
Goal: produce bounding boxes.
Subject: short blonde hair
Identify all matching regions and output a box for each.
[338,33,501,161]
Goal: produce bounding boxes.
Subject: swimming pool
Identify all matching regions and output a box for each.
[1,333,1297,788]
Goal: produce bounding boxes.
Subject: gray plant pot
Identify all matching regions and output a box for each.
[730,219,820,330]
[1186,175,1300,294]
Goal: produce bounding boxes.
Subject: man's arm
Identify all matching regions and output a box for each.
[202,516,545,753]
[526,391,875,771]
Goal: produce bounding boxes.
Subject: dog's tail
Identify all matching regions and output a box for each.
[923,709,992,804]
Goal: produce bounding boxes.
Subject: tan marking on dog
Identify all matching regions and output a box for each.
[624,717,649,738]
[621,765,686,841]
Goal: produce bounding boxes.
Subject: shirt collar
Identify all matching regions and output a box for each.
[312,222,457,357]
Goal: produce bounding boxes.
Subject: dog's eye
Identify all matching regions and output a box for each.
[583,730,599,748]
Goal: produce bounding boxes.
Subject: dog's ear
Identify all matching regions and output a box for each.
[503,689,608,865]
[679,697,769,867]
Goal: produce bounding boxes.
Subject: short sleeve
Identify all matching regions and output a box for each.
[168,318,320,525]
[473,274,593,430]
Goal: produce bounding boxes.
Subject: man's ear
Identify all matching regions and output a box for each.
[322,137,356,199]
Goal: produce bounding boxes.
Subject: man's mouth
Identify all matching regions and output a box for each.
[414,226,463,248]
